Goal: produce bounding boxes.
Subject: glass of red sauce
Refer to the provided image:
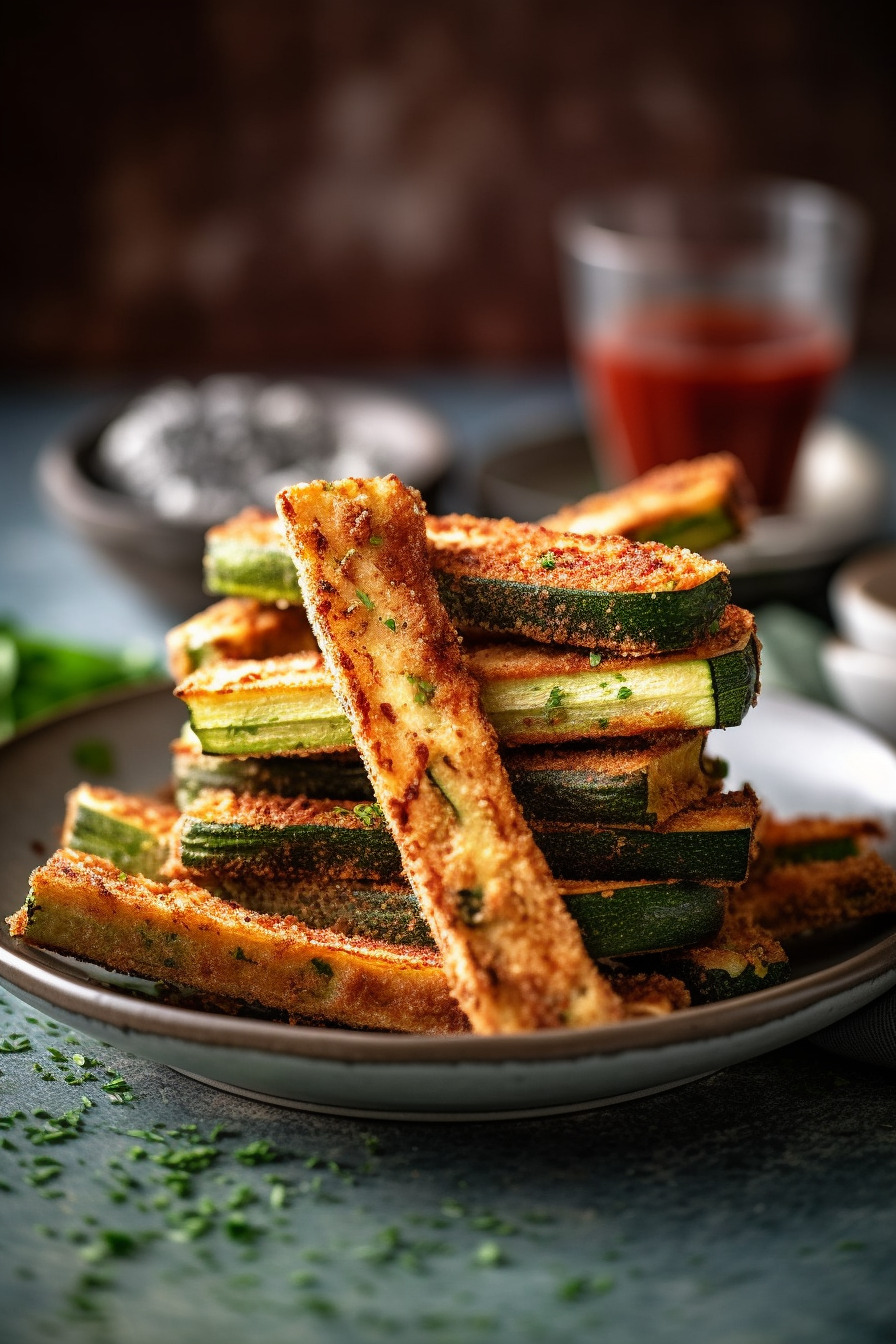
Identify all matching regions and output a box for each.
[558,181,867,509]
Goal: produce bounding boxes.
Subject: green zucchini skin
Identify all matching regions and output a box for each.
[172,746,375,809]
[178,817,405,884]
[767,837,860,866]
[174,733,710,826]
[436,570,730,653]
[711,642,759,727]
[63,789,728,960]
[178,798,755,886]
[656,952,791,1001]
[65,804,171,881]
[564,883,725,959]
[205,538,302,606]
[204,877,726,959]
[534,821,753,883]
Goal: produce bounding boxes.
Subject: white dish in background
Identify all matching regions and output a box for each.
[821,637,896,742]
[1,687,894,1118]
[829,544,896,657]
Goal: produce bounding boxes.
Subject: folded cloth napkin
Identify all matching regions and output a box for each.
[756,603,896,1070]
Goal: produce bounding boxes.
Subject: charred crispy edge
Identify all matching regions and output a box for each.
[277,474,620,1033]
[647,910,790,1002]
[731,851,896,939]
[11,850,467,1034]
[540,453,756,541]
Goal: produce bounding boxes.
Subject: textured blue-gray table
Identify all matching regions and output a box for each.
[1,373,896,1344]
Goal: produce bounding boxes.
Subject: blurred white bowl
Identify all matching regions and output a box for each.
[830,544,896,657]
[821,635,896,741]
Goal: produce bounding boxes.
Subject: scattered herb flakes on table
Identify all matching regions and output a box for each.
[1,991,895,1342]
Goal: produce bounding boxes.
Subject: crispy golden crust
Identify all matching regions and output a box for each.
[731,852,896,938]
[427,514,726,593]
[62,785,180,841]
[179,788,375,830]
[11,850,467,1034]
[277,475,621,1034]
[755,812,884,851]
[166,599,316,683]
[606,968,692,1015]
[542,453,756,538]
[10,850,692,1031]
[467,604,755,681]
[206,507,286,549]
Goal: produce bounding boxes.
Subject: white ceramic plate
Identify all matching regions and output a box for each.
[1,688,895,1120]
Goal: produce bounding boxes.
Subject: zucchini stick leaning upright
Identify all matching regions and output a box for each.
[276,475,622,1034]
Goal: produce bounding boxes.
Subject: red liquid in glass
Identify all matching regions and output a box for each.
[581,303,846,508]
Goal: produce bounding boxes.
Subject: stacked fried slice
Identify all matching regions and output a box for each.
[10,456,896,1031]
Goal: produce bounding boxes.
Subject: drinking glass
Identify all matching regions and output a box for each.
[557,180,867,508]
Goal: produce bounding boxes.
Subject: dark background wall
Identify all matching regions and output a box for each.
[3,0,895,374]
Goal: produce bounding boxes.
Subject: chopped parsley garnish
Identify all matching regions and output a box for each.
[383,618,397,632]
[589,651,602,667]
[406,673,436,705]
[538,551,557,570]
[352,803,384,828]
[369,536,383,547]
[355,591,375,612]
[311,958,334,979]
[541,686,565,720]
[234,1139,281,1166]
[616,686,633,700]
[231,946,255,963]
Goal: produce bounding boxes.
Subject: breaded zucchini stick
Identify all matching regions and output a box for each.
[10,850,467,1034]
[9,851,686,1029]
[276,475,621,1033]
[730,851,896,938]
[541,453,755,549]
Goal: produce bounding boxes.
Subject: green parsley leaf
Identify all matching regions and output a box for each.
[538,551,557,570]
[383,618,397,632]
[405,673,436,705]
[355,591,375,612]
[589,651,602,666]
[616,686,633,700]
[541,686,565,720]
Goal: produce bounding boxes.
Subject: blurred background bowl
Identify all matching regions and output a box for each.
[38,380,453,618]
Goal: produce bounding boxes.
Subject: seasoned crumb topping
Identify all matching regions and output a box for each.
[428,514,727,592]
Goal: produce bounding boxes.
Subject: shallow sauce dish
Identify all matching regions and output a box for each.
[1,687,895,1119]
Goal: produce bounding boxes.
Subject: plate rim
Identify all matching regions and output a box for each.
[3,685,896,1068]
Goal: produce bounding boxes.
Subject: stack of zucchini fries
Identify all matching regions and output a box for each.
[10,454,896,1033]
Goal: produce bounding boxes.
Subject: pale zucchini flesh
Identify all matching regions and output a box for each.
[176,627,758,756]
